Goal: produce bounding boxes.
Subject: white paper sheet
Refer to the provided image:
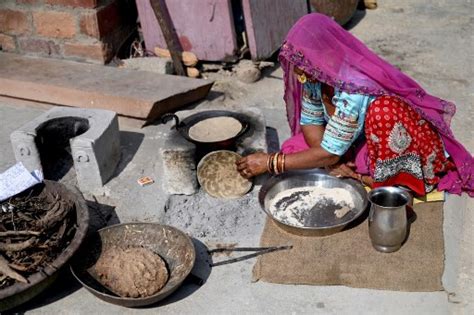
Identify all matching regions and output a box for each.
[0,162,44,202]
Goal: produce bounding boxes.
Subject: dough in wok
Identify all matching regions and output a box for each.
[189,116,242,142]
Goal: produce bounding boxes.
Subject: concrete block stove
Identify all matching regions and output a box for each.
[10,107,120,193]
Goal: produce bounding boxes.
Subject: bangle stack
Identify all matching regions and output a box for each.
[267,152,286,175]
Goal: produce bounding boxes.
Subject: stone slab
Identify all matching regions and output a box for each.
[160,129,198,195]
[0,53,213,123]
[120,57,174,75]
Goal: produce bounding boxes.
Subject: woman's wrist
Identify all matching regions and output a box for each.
[266,152,287,175]
[359,175,373,187]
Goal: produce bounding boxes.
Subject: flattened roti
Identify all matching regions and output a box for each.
[188,116,242,142]
[197,150,252,198]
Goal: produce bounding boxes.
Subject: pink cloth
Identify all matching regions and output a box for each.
[279,13,473,196]
[281,133,370,175]
[281,133,309,154]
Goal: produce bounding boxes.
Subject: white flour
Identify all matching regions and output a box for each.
[268,186,355,227]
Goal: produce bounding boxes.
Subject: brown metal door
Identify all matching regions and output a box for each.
[242,0,308,60]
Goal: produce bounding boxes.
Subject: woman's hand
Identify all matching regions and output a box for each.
[236,152,268,179]
[326,161,359,179]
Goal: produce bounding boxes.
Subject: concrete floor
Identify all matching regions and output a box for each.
[0,0,472,314]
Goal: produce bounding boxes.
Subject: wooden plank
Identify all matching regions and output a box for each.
[0,53,213,124]
[242,0,308,60]
[135,0,238,61]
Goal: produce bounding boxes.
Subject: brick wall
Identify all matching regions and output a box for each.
[0,0,137,64]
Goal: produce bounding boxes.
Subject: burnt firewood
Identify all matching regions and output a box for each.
[0,192,76,289]
[0,231,40,237]
[0,254,27,283]
[0,237,37,252]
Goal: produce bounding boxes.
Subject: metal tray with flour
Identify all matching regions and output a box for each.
[259,169,368,236]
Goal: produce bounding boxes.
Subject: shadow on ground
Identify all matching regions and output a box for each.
[344,9,367,30]
[86,199,120,233]
[109,131,144,180]
[3,268,83,315]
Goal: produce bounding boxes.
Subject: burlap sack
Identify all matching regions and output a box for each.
[252,202,444,291]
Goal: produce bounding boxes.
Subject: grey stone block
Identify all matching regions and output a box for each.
[10,107,120,193]
[120,57,174,75]
[160,129,198,195]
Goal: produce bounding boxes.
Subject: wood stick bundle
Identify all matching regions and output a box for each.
[0,193,76,289]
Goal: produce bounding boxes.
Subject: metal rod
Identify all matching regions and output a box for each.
[150,0,186,76]
[209,245,293,267]
[208,246,291,254]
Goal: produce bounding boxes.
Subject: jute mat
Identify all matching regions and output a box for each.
[252,202,444,291]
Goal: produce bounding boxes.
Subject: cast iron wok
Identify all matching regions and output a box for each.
[161,110,250,150]
[70,223,195,308]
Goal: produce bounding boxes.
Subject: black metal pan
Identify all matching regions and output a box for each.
[161,110,250,151]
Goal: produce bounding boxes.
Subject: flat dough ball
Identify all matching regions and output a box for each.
[197,151,252,198]
[92,247,169,298]
[189,117,242,142]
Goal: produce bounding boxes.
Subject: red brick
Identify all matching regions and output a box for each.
[63,41,112,63]
[79,12,99,38]
[0,9,30,35]
[33,11,76,39]
[80,2,121,39]
[0,34,16,51]
[18,37,61,56]
[45,0,97,8]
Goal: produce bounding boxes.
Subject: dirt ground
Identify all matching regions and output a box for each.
[0,0,472,314]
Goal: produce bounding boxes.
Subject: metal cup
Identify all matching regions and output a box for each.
[368,186,411,253]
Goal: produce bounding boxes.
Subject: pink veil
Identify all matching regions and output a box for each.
[279,13,473,196]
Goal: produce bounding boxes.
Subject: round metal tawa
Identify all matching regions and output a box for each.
[197,150,252,199]
[259,169,368,236]
[70,223,195,308]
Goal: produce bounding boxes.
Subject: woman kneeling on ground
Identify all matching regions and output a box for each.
[236,13,473,197]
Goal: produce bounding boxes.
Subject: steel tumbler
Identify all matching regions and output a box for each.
[368,186,411,253]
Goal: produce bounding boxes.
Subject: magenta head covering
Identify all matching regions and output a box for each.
[279,13,473,196]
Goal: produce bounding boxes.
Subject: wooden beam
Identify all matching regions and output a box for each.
[150,0,187,76]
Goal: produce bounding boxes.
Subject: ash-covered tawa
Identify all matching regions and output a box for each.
[197,150,252,199]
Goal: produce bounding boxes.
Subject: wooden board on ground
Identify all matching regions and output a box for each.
[0,53,213,124]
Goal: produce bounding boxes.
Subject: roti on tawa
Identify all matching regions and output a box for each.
[91,247,169,298]
[197,150,252,198]
[188,116,242,143]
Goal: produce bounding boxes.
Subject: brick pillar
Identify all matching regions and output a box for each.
[0,0,137,64]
